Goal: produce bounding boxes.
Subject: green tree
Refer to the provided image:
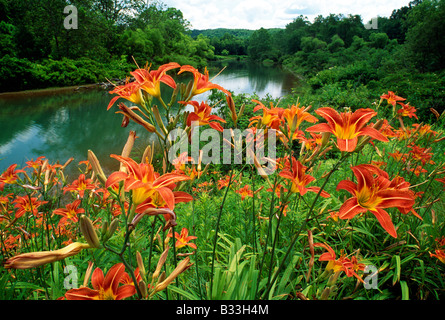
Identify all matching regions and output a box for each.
[404,0,445,71]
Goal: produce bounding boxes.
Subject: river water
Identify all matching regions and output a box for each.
[0,60,296,178]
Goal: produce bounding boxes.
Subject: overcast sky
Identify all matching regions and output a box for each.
[160,0,412,30]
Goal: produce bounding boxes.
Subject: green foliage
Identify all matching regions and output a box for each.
[0,1,215,92]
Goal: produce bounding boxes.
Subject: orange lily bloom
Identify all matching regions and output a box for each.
[430,249,445,264]
[336,164,416,238]
[172,152,195,172]
[397,102,418,119]
[180,100,226,132]
[306,107,388,152]
[131,62,180,99]
[0,164,24,185]
[13,196,48,218]
[24,156,46,172]
[178,65,231,98]
[249,99,285,130]
[236,185,254,200]
[387,175,422,220]
[63,174,97,198]
[105,155,191,209]
[380,91,406,106]
[283,104,318,132]
[64,263,136,300]
[314,242,365,282]
[279,157,330,198]
[53,199,85,224]
[107,80,144,110]
[167,227,197,249]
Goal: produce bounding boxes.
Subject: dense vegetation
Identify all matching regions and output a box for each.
[193,0,444,120]
[244,0,444,118]
[0,0,215,92]
[1,0,444,303]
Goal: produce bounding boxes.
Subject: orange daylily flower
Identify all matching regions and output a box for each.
[397,102,418,119]
[380,91,406,106]
[64,263,136,300]
[249,100,285,130]
[107,80,144,110]
[388,150,406,162]
[430,249,445,264]
[53,199,85,224]
[283,104,318,133]
[236,185,254,200]
[106,155,191,209]
[172,152,195,172]
[24,156,46,172]
[306,107,388,152]
[336,164,416,238]
[0,164,24,185]
[387,175,422,220]
[167,227,197,250]
[314,242,365,282]
[178,65,231,98]
[131,62,180,99]
[13,196,48,218]
[436,176,445,190]
[407,144,434,166]
[63,174,97,198]
[217,174,236,190]
[180,100,226,132]
[279,157,330,198]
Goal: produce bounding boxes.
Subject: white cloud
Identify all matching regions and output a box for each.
[160,0,412,29]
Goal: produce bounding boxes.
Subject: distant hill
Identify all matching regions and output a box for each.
[190,28,255,39]
[191,28,285,39]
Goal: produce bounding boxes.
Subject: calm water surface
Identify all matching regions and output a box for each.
[0,60,296,178]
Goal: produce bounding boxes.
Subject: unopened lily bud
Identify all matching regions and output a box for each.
[152,105,168,135]
[80,215,101,248]
[82,261,94,287]
[152,247,169,280]
[61,157,74,171]
[136,251,146,279]
[121,131,137,161]
[169,85,180,107]
[237,103,245,121]
[372,119,384,131]
[320,287,331,300]
[153,257,192,294]
[138,280,148,298]
[4,242,90,269]
[321,132,331,147]
[327,271,341,287]
[157,271,166,286]
[101,220,109,237]
[88,150,107,186]
[105,218,119,240]
[183,79,194,101]
[226,95,237,125]
[116,103,156,133]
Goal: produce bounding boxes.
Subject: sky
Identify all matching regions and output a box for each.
[159,0,413,30]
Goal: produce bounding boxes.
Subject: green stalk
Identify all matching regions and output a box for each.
[209,169,234,298]
[260,152,349,299]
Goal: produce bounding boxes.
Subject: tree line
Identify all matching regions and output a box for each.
[0,0,214,92]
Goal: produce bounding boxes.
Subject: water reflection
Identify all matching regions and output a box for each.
[0,61,296,178]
